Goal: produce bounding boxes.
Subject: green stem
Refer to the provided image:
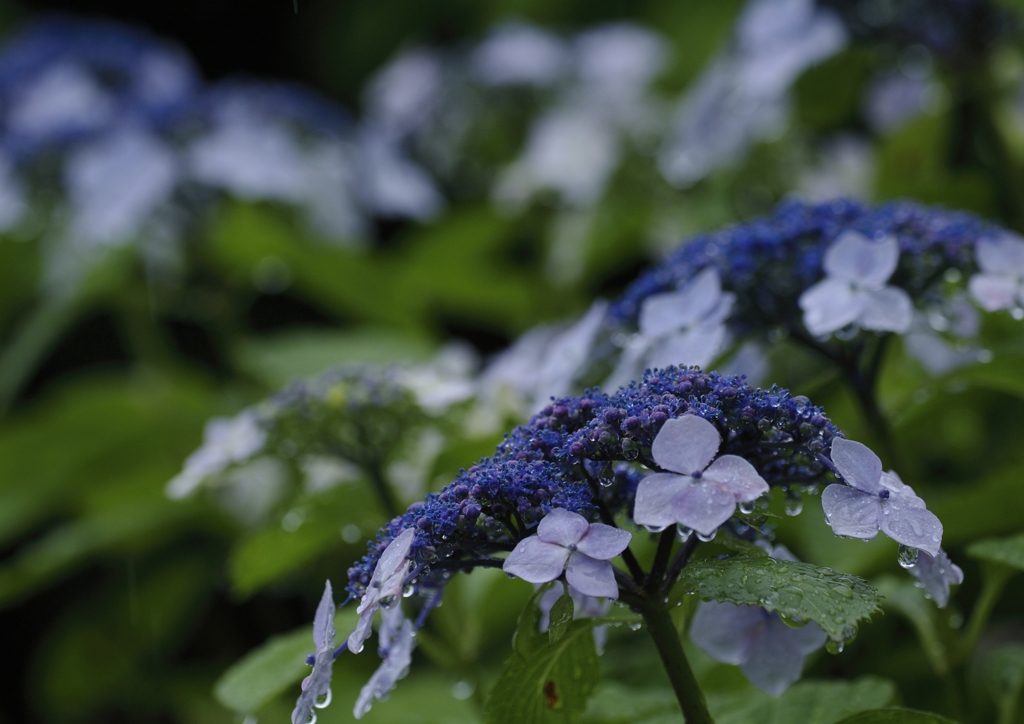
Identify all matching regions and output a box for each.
[639,601,715,724]
[366,461,401,519]
[960,563,1013,661]
[0,294,79,414]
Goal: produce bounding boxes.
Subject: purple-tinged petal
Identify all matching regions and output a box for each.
[604,335,649,392]
[633,473,691,529]
[372,528,416,585]
[824,232,899,287]
[647,323,727,371]
[651,415,721,475]
[704,292,736,327]
[821,484,881,540]
[741,615,814,696]
[671,481,736,536]
[293,582,337,724]
[353,607,415,719]
[576,523,631,560]
[799,278,862,336]
[881,471,924,508]
[909,550,963,608]
[829,438,884,495]
[977,235,1024,275]
[702,455,769,501]
[639,268,723,337]
[880,500,942,556]
[859,286,913,333]
[347,606,377,655]
[313,580,336,649]
[969,273,1019,312]
[565,553,619,599]
[503,537,570,583]
[689,601,762,665]
[786,619,829,655]
[537,508,590,547]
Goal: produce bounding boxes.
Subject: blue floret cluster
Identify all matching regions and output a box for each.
[609,199,1001,335]
[346,367,843,599]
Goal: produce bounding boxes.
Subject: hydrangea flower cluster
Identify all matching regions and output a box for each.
[298,366,955,718]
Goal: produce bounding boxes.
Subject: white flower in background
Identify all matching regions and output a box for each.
[799,232,913,336]
[719,341,769,387]
[396,343,478,415]
[301,455,363,495]
[606,268,733,391]
[904,295,983,376]
[354,131,444,221]
[64,126,179,247]
[301,139,367,242]
[6,62,114,145]
[574,22,668,103]
[471,22,570,87]
[363,47,444,142]
[864,72,941,134]
[386,428,446,500]
[166,410,267,499]
[968,234,1024,312]
[213,456,289,525]
[796,136,875,202]
[0,153,26,232]
[659,0,846,186]
[187,119,308,202]
[533,300,608,404]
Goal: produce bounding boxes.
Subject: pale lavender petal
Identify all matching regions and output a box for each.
[704,292,736,327]
[639,268,722,337]
[969,273,1019,312]
[503,537,570,583]
[786,619,829,655]
[821,484,881,540]
[671,481,736,536]
[633,473,691,529]
[880,500,942,556]
[537,508,590,547]
[976,235,1024,275]
[770,545,798,562]
[372,528,416,585]
[799,278,862,336]
[702,455,769,501]
[576,523,631,560]
[565,553,619,598]
[347,606,377,654]
[604,335,650,393]
[689,601,762,665]
[313,581,336,649]
[880,471,924,507]
[647,323,726,370]
[651,415,721,475]
[909,550,963,608]
[353,607,415,719]
[859,286,913,333]
[379,562,412,601]
[741,615,813,696]
[829,438,884,495]
[824,232,899,287]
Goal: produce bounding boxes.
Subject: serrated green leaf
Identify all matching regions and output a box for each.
[833,708,959,723]
[680,557,882,640]
[549,591,574,645]
[486,620,600,724]
[967,532,1024,571]
[214,609,359,715]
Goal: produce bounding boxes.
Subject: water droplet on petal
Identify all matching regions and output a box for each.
[738,501,755,515]
[696,529,717,542]
[314,690,332,709]
[897,545,919,569]
[676,524,692,542]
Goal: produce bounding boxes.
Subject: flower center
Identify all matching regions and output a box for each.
[567,544,578,552]
[691,470,703,480]
[878,489,890,499]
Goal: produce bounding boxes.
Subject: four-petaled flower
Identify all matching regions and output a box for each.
[503,508,631,599]
[348,528,415,654]
[799,231,913,336]
[292,581,336,724]
[607,268,734,390]
[633,415,769,536]
[909,550,963,608]
[968,234,1024,312]
[821,438,942,556]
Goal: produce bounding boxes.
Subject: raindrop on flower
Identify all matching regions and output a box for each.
[738,501,756,515]
[644,524,668,533]
[784,494,803,517]
[676,524,692,542]
[897,544,920,569]
[825,639,844,655]
[696,529,717,542]
[402,584,415,598]
[314,690,332,709]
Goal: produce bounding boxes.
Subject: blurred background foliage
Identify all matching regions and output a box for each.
[2,0,1024,722]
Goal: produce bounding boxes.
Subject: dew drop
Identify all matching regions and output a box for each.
[784,494,803,517]
[314,689,332,709]
[306,713,318,724]
[380,595,398,609]
[825,639,844,655]
[629,622,642,631]
[403,584,415,598]
[738,501,756,515]
[644,524,668,534]
[696,529,717,542]
[897,545,919,569]
[676,524,693,542]
[831,583,853,599]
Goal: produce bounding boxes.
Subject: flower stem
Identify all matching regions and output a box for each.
[638,600,715,724]
[960,562,1014,660]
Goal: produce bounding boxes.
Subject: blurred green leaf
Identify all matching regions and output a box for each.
[548,591,574,645]
[967,532,1024,570]
[486,619,600,724]
[874,576,952,676]
[214,608,360,715]
[980,645,1024,724]
[680,557,882,641]
[833,709,959,723]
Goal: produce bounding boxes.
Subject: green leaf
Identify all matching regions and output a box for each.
[549,591,574,645]
[967,532,1024,571]
[486,620,600,724]
[874,576,951,677]
[679,557,882,641]
[513,583,553,660]
[214,609,359,715]
[980,644,1024,723]
[833,708,960,723]
[712,677,898,724]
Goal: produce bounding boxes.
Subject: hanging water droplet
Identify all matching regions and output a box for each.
[629,622,642,631]
[451,681,475,700]
[738,501,755,515]
[825,639,844,655]
[785,498,803,517]
[676,524,692,542]
[306,712,318,724]
[644,524,668,533]
[314,689,332,709]
[897,545,919,569]
[403,584,415,598]
[696,529,717,542]
[379,595,398,609]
